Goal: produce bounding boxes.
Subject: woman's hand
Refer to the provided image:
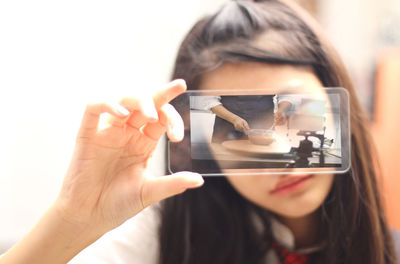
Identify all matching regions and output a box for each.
[56,79,203,234]
[1,80,204,264]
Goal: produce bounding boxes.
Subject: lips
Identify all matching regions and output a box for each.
[269,175,313,195]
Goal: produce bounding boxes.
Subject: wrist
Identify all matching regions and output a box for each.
[1,204,102,264]
[52,202,94,233]
[230,115,241,124]
[51,198,106,242]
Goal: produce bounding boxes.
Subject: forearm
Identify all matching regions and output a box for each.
[0,203,101,264]
[211,105,240,124]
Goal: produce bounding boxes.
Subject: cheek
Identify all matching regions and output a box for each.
[274,175,335,218]
[227,174,335,218]
[226,175,276,205]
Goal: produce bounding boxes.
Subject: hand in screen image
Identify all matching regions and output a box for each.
[207,95,275,143]
[274,94,300,126]
[274,101,292,126]
[211,104,250,132]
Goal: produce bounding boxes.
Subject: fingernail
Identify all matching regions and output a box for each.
[175,171,204,187]
[189,173,204,187]
[170,79,187,90]
[194,177,204,187]
[115,105,130,116]
[169,121,183,141]
[174,124,184,141]
[143,104,159,122]
[172,79,186,86]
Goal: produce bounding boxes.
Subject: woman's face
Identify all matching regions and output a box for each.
[199,62,334,218]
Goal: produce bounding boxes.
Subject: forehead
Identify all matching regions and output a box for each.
[198,62,322,93]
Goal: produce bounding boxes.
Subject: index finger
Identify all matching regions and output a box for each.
[153,79,187,109]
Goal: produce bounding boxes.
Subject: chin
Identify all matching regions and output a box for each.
[267,191,328,219]
[273,204,321,219]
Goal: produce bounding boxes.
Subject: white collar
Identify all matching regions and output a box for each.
[252,212,324,254]
[270,217,324,254]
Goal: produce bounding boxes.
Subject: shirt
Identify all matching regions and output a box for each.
[69,205,322,264]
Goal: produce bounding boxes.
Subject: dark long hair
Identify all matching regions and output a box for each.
[159,1,398,263]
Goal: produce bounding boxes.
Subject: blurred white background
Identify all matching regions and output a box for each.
[1,0,399,254]
[0,0,227,253]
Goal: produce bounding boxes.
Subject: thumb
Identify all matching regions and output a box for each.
[141,172,204,207]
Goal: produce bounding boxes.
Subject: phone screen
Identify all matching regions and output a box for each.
[168,87,350,176]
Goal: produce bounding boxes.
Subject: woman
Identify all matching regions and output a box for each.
[162,1,399,263]
[1,1,399,264]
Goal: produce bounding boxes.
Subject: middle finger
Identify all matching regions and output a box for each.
[142,103,184,142]
[119,96,158,129]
